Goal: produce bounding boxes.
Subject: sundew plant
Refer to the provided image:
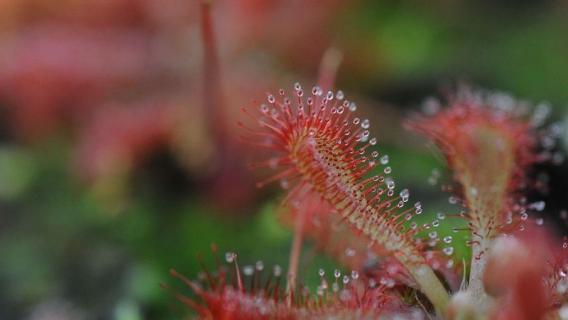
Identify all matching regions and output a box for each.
[165,2,568,320]
[171,82,568,319]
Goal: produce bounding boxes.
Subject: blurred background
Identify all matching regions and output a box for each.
[1,0,568,319]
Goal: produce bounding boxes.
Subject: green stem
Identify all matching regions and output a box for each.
[403,261,450,316]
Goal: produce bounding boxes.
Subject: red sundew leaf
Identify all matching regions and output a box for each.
[406,89,540,242]
[169,253,404,319]
[406,88,551,306]
[241,83,449,312]
[278,190,417,288]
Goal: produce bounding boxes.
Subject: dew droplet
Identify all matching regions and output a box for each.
[380,155,389,165]
[422,97,441,115]
[225,252,236,263]
[334,269,341,278]
[443,247,454,256]
[326,91,334,100]
[531,102,551,127]
[256,261,264,271]
[319,268,325,277]
[336,90,345,100]
[529,201,546,212]
[385,178,395,190]
[400,189,410,202]
[427,168,440,185]
[345,248,356,257]
[427,176,437,185]
[267,94,275,103]
[349,102,357,112]
[361,130,370,142]
[368,279,377,288]
[243,265,254,276]
[443,236,453,244]
[369,137,377,145]
[351,270,359,280]
[448,196,457,204]
[273,265,282,277]
[361,119,370,129]
[312,86,320,96]
[520,212,529,220]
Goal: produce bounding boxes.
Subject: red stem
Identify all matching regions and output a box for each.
[317,47,343,93]
[286,205,307,306]
[199,0,227,145]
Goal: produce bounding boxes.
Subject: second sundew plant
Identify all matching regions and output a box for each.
[406,90,543,307]
[174,83,568,319]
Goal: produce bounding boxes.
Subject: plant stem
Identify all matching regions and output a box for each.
[286,205,307,306]
[402,260,450,316]
[199,0,227,144]
[317,47,343,93]
[468,238,492,308]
